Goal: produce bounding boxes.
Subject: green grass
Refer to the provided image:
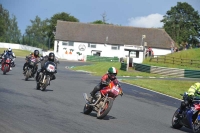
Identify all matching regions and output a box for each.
[72,62,164,77]
[71,61,196,99]
[143,48,200,70]
[0,48,31,57]
[122,79,195,99]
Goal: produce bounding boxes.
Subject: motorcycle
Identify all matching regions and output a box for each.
[24,57,38,81]
[172,92,200,133]
[1,55,11,75]
[36,61,56,91]
[83,80,123,119]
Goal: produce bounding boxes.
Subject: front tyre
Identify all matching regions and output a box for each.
[41,75,50,91]
[97,98,113,119]
[172,108,183,129]
[83,104,93,115]
[3,65,7,75]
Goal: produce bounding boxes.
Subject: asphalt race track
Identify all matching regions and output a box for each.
[0,58,191,133]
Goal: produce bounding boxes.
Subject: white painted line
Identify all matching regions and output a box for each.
[159,77,165,78]
[136,76,143,78]
[149,77,156,78]
[123,76,130,77]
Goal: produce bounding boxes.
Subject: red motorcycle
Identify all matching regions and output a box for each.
[83,80,123,119]
[1,55,11,75]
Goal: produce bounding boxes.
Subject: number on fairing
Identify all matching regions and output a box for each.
[113,87,120,92]
[47,64,55,72]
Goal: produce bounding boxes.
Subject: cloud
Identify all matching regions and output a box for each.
[128,13,164,28]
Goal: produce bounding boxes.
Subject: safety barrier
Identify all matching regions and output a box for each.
[87,55,119,62]
[133,63,200,78]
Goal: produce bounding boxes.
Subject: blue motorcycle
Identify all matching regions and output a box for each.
[172,92,200,133]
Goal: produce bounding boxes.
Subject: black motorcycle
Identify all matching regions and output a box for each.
[36,61,56,91]
[24,57,38,81]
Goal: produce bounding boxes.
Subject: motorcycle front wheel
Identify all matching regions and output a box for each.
[3,65,7,75]
[97,98,113,119]
[172,108,183,129]
[41,75,50,91]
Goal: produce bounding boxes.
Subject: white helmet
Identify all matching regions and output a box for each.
[8,48,12,52]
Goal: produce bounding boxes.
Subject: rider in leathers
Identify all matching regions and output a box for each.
[35,52,57,82]
[3,48,16,70]
[178,82,200,117]
[89,67,123,101]
[23,50,40,76]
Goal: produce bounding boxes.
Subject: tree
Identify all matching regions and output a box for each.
[7,15,21,43]
[0,4,21,43]
[161,2,200,47]
[47,12,79,49]
[25,16,49,48]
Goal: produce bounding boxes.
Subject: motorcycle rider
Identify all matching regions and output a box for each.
[35,52,57,82]
[3,48,16,70]
[23,50,40,76]
[178,82,200,118]
[89,67,123,101]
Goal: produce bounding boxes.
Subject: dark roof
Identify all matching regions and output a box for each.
[55,20,173,49]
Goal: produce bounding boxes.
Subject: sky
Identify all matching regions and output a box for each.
[1,0,200,34]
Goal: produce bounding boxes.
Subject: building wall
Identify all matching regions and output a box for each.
[54,40,171,63]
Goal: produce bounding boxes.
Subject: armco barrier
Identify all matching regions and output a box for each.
[134,63,151,73]
[133,63,200,78]
[184,70,200,78]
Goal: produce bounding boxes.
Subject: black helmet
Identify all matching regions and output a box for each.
[48,52,55,61]
[34,50,39,57]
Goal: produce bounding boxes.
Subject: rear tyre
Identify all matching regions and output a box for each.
[83,104,93,115]
[36,82,40,90]
[172,108,183,129]
[97,98,113,119]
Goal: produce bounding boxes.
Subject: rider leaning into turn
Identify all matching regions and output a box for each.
[89,67,123,100]
[2,48,16,70]
[178,82,200,117]
[23,50,40,75]
[35,52,57,82]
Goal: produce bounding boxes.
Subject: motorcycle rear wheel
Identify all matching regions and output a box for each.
[83,104,93,115]
[192,121,200,133]
[97,98,113,119]
[36,82,40,90]
[172,108,183,129]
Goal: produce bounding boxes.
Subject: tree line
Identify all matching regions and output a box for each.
[0,2,200,50]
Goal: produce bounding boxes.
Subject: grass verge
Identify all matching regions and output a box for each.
[0,48,31,57]
[71,62,196,99]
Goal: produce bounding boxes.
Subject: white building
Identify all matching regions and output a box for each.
[54,20,173,63]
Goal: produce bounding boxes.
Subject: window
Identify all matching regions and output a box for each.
[62,42,68,46]
[62,41,74,46]
[91,44,96,48]
[69,41,74,46]
[111,45,120,50]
